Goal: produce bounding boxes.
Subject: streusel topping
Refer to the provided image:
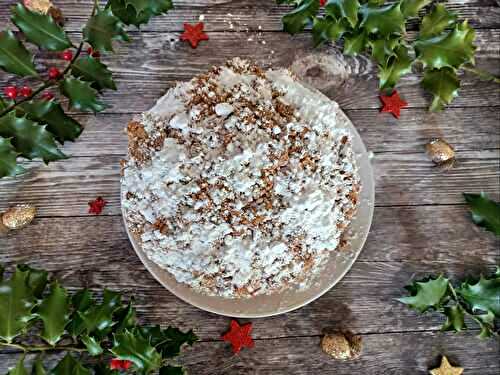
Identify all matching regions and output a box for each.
[122,58,360,298]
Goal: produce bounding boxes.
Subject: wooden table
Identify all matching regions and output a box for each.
[1,0,499,373]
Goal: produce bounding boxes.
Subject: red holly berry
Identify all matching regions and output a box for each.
[379,90,408,119]
[19,86,33,97]
[87,47,100,58]
[3,86,18,100]
[110,359,133,371]
[88,197,107,215]
[320,0,327,6]
[61,50,73,61]
[221,320,255,354]
[41,91,55,101]
[180,22,209,48]
[48,67,61,79]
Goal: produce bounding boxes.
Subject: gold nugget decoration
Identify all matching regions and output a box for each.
[0,204,37,234]
[320,332,362,360]
[426,139,456,170]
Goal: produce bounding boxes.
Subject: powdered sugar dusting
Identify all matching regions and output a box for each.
[122,59,360,298]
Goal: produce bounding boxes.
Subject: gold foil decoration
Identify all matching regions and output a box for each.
[426,139,456,170]
[1,204,37,230]
[320,332,362,360]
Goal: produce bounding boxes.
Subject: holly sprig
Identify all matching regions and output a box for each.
[0,0,173,178]
[0,264,197,374]
[398,268,500,339]
[277,0,500,111]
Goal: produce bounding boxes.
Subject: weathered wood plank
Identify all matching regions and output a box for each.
[1,32,499,111]
[0,0,498,31]
[1,324,499,375]
[36,107,500,158]
[0,150,498,216]
[0,208,498,339]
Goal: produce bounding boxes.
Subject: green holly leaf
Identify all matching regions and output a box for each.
[71,56,116,91]
[18,100,83,144]
[115,302,138,332]
[79,289,122,336]
[0,265,38,342]
[125,0,150,14]
[476,311,495,338]
[282,0,319,34]
[17,265,48,298]
[400,0,432,18]
[52,354,91,375]
[0,112,67,163]
[312,17,348,46]
[0,136,25,178]
[111,329,163,373]
[419,4,457,39]
[83,7,129,52]
[160,366,185,375]
[343,29,368,56]
[369,37,400,65]
[463,193,500,236]
[8,356,28,375]
[457,273,500,316]
[378,45,413,90]
[441,304,466,332]
[60,77,107,113]
[67,289,93,336]
[81,334,104,356]
[147,0,173,15]
[11,4,72,51]
[0,30,38,77]
[421,68,460,111]
[138,325,198,358]
[107,0,173,27]
[397,275,450,313]
[35,281,71,346]
[360,2,405,37]
[93,363,119,375]
[325,0,359,28]
[32,356,46,375]
[415,21,476,70]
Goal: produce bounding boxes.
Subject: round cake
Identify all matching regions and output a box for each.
[121,58,361,298]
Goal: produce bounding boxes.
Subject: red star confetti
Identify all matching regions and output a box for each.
[221,320,255,354]
[88,197,107,215]
[110,359,132,371]
[180,22,209,48]
[379,90,408,119]
[320,0,327,6]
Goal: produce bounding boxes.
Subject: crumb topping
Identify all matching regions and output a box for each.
[122,58,360,298]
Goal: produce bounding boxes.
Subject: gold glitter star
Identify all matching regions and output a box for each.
[430,356,464,375]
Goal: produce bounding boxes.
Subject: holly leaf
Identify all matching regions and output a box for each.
[60,77,107,113]
[7,356,28,375]
[107,0,172,27]
[343,29,368,56]
[0,136,25,178]
[421,68,460,111]
[51,354,91,375]
[93,363,119,375]
[400,0,432,18]
[0,112,67,163]
[137,325,198,358]
[83,7,129,52]
[0,265,38,342]
[311,17,347,46]
[160,366,185,375]
[11,4,72,51]
[111,329,163,373]
[18,100,83,143]
[115,302,138,332]
[71,56,117,91]
[32,356,46,375]
[125,0,150,14]
[441,304,466,332]
[463,193,500,236]
[414,21,476,70]
[0,30,38,77]
[81,334,104,356]
[369,37,400,65]
[325,0,359,28]
[419,4,457,39]
[360,2,405,37]
[378,45,413,90]
[476,310,495,338]
[282,0,319,34]
[79,289,122,336]
[67,289,93,336]
[397,275,450,313]
[457,273,500,316]
[17,265,48,298]
[35,281,71,346]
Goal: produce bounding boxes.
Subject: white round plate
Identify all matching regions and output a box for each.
[121,90,375,318]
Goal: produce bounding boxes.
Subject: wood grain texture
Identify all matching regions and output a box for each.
[0,32,499,112]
